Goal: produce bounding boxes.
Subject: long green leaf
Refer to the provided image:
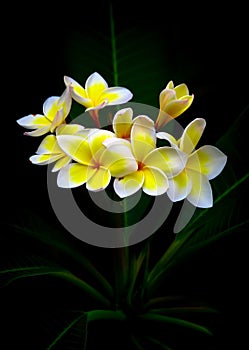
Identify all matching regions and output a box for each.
[0,260,111,308]
[139,312,213,336]
[46,312,87,350]
[7,221,113,299]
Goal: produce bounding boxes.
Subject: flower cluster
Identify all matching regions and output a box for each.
[17,72,227,208]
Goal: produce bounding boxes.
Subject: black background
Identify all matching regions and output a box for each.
[1,2,248,349]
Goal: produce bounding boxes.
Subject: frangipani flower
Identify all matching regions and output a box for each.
[56,129,138,191]
[157,118,227,208]
[29,124,85,172]
[16,87,72,136]
[114,116,187,198]
[155,80,194,130]
[64,72,133,112]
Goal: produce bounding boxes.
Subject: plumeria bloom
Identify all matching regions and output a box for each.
[155,80,194,130]
[64,72,133,128]
[56,129,138,191]
[16,87,72,136]
[157,118,227,208]
[29,124,85,172]
[113,115,187,198]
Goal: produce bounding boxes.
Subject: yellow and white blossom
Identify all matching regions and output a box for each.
[113,116,187,198]
[155,80,194,130]
[64,72,133,112]
[56,129,138,191]
[29,124,85,172]
[16,87,72,136]
[157,118,227,208]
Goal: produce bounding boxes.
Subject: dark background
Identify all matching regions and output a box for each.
[1,2,248,349]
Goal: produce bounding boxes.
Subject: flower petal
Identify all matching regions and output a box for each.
[24,126,51,137]
[156,131,178,146]
[43,96,60,121]
[56,124,85,135]
[159,88,176,109]
[131,115,156,162]
[164,96,194,119]
[85,72,108,102]
[114,171,144,198]
[99,87,133,106]
[100,139,138,177]
[174,83,190,98]
[88,129,116,162]
[16,114,51,129]
[86,166,111,191]
[167,169,192,202]
[180,118,206,154]
[143,146,187,178]
[112,107,133,138]
[64,76,91,106]
[142,166,169,196]
[57,163,91,188]
[57,135,93,165]
[186,169,213,208]
[187,145,227,180]
[36,135,61,154]
[57,86,72,118]
[52,155,72,172]
[29,153,62,165]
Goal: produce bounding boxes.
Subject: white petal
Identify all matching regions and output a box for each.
[43,96,60,121]
[114,171,144,198]
[143,147,187,178]
[64,76,91,105]
[23,126,50,137]
[187,145,227,180]
[36,135,61,154]
[180,118,206,154]
[101,139,137,177]
[56,124,85,135]
[142,166,169,196]
[29,154,62,165]
[86,167,111,191]
[186,169,213,208]
[57,135,93,165]
[112,107,133,138]
[85,72,108,100]
[57,163,91,188]
[131,115,156,162]
[99,87,133,106]
[167,170,192,202]
[52,156,72,172]
[156,131,178,146]
[16,114,51,129]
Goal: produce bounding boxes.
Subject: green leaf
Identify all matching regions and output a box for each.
[5,217,113,300]
[139,312,213,336]
[0,256,111,308]
[45,312,87,350]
